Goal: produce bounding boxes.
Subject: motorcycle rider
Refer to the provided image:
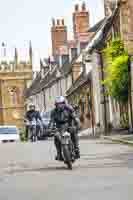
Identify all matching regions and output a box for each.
[25,104,42,140]
[50,96,80,161]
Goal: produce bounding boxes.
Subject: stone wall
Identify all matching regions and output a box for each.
[0,71,32,128]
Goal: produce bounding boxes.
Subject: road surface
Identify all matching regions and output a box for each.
[0,139,133,200]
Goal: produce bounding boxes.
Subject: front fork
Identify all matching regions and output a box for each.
[61,136,75,162]
[55,131,75,162]
[30,126,36,142]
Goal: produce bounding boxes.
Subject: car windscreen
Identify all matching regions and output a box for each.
[42,112,51,119]
[0,127,18,134]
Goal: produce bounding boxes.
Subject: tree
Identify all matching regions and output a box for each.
[102,38,129,127]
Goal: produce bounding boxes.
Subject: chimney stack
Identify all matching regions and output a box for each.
[73,2,90,41]
[51,18,68,60]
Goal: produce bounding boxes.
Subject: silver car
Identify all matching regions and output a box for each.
[41,112,51,127]
[0,126,20,143]
[40,111,51,139]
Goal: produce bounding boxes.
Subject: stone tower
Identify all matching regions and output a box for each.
[51,18,68,60]
[73,2,90,42]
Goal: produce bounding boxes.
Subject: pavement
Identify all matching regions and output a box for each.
[79,128,99,139]
[79,128,133,146]
[103,134,133,145]
[0,139,133,199]
[78,128,91,138]
[101,129,133,146]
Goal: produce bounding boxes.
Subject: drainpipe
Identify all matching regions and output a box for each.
[43,89,46,111]
[128,55,133,133]
[99,51,108,136]
[89,77,95,136]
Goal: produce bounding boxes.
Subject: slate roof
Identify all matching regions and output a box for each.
[88,7,119,53]
[25,58,73,98]
[88,18,106,33]
[60,61,72,75]
[26,64,61,98]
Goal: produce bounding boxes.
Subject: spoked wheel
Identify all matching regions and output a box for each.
[62,145,72,170]
[30,129,37,142]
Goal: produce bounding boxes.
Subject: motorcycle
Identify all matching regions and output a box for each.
[25,118,37,142]
[50,126,75,170]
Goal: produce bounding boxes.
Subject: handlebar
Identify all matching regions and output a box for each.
[47,126,74,133]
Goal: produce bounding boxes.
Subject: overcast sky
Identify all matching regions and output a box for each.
[0,0,104,69]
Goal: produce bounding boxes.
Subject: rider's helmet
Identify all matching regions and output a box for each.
[55,96,66,109]
[29,103,36,111]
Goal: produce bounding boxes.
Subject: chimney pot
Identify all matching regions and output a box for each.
[75,4,79,11]
[82,2,86,11]
[62,19,65,26]
[52,18,55,26]
[57,19,60,26]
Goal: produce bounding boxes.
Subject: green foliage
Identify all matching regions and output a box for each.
[102,38,129,103]
[103,38,127,60]
[20,128,28,142]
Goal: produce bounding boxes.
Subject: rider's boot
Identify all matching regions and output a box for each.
[71,131,80,159]
[75,149,80,159]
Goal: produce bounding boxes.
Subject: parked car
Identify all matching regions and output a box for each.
[0,126,20,143]
[41,111,51,128]
[38,111,51,140]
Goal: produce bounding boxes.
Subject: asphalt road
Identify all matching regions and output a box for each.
[0,139,133,200]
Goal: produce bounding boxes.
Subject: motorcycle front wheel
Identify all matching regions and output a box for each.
[30,129,36,142]
[62,144,72,170]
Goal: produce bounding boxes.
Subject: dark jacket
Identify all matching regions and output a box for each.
[50,104,80,129]
[26,110,42,122]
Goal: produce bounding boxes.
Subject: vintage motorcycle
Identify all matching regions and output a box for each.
[25,118,37,142]
[50,126,75,170]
